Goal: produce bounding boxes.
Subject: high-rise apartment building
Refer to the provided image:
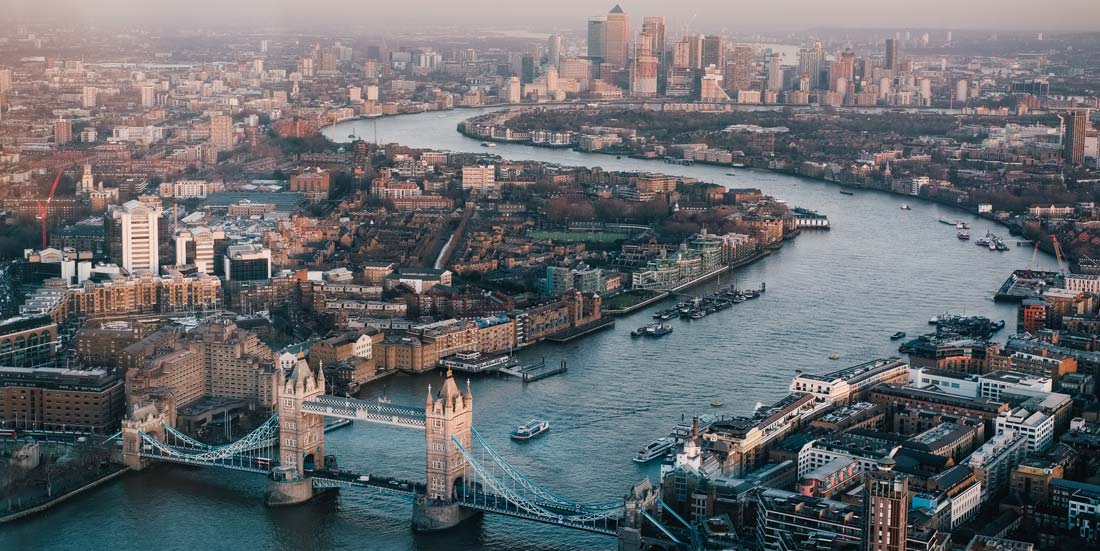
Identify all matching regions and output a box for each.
[1062,109,1090,165]
[113,200,161,274]
[863,457,909,551]
[0,68,13,93]
[210,114,234,153]
[830,49,855,93]
[631,37,658,97]
[54,118,72,145]
[724,46,755,92]
[81,85,98,108]
[603,5,630,70]
[140,83,156,107]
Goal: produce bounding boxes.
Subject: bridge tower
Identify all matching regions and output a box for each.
[412,369,480,531]
[120,393,175,471]
[267,360,325,506]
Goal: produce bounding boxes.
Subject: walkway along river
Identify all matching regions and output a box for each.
[5,108,1058,551]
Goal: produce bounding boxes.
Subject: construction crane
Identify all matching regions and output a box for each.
[1050,234,1067,277]
[35,168,64,249]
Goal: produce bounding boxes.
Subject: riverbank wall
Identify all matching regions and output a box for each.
[0,466,130,524]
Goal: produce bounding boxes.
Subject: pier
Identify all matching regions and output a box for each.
[498,360,568,382]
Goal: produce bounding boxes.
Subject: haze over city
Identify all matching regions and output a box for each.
[6,0,1100,30]
[1,2,1100,551]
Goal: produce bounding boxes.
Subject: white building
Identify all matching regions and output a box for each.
[112,200,161,274]
[995,407,1055,453]
[909,367,980,397]
[978,371,1053,401]
[461,165,496,193]
[949,479,982,529]
[967,430,1026,502]
[1066,274,1100,294]
[790,359,909,404]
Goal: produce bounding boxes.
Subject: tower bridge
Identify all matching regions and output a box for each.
[120,362,695,549]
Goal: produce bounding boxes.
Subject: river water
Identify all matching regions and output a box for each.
[6,108,1056,551]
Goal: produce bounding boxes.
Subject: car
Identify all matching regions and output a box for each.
[357,475,370,482]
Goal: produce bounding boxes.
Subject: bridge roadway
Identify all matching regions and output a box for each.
[455,487,620,536]
[311,469,426,496]
[302,395,426,429]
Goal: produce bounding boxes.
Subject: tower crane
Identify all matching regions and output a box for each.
[1050,234,1067,277]
[35,168,64,250]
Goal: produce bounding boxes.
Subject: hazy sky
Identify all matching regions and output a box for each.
[7,0,1100,31]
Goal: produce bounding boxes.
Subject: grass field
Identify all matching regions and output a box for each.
[530,230,632,243]
[602,289,663,310]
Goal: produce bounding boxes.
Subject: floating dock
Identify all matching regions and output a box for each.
[498,359,568,383]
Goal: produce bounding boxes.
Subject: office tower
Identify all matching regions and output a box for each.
[1062,109,1090,165]
[724,46,754,92]
[547,34,562,69]
[139,83,156,107]
[82,85,98,108]
[0,68,12,93]
[702,35,724,69]
[224,245,272,281]
[54,118,72,145]
[798,42,825,89]
[113,200,161,274]
[210,114,234,153]
[505,77,521,104]
[631,37,658,97]
[863,457,909,551]
[672,35,703,70]
[546,67,559,94]
[885,38,899,71]
[587,16,606,63]
[641,17,666,93]
[521,54,536,84]
[603,5,630,70]
[829,49,854,92]
[766,53,783,91]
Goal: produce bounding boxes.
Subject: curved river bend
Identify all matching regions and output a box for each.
[7,108,1055,551]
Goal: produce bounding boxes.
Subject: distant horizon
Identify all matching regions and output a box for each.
[5,0,1100,33]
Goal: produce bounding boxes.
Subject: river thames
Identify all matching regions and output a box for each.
[6,108,1056,551]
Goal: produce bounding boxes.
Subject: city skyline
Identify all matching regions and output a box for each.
[5,0,1100,31]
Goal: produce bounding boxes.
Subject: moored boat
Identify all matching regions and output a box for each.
[900,204,911,210]
[957,231,970,240]
[890,331,906,340]
[839,190,855,196]
[634,437,675,463]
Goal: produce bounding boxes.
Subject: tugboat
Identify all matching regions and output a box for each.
[648,323,673,337]
[890,331,906,340]
[511,419,550,441]
[633,437,675,463]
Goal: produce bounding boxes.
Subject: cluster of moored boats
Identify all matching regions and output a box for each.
[647,283,766,326]
[633,414,720,463]
[975,231,1011,251]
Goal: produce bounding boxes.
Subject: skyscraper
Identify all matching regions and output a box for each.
[863,457,909,551]
[702,35,724,69]
[1062,109,1090,165]
[766,53,783,91]
[113,200,161,274]
[547,34,562,69]
[603,5,630,70]
[139,83,156,107]
[631,36,658,97]
[0,68,12,93]
[641,16,666,94]
[885,38,899,71]
[830,49,855,93]
[724,46,754,92]
[587,16,606,64]
[798,42,825,90]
